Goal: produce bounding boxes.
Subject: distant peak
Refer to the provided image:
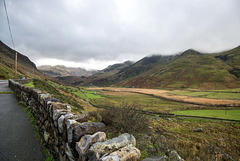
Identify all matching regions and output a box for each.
[181,49,202,56]
[123,60,134,65]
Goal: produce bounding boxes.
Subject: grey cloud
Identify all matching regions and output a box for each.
[1,0,240,67]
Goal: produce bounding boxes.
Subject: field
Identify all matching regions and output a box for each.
[170,91,240,100]
[90,90,202,113]
[172,109,240,120]
[87,87,240,106]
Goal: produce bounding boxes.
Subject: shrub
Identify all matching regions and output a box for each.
[88,110,102,122]
[100,102,151,137]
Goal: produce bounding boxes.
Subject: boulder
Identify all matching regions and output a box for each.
[58,113,84,134]
[61,113,87,141]
[76,132,106,160]
[75,114,88,123]
[58,113,75,134]
[86,133,136,160]
[53,109,69,127]
[51,102,71,111]
[44,131,50,143]
[45,97,62,103]
[48,102,71,118]
[73,122,106,143]
[67,120,81,143]
[65,143,75,161]
[168,150,184,161]
[100,146,141,161]
[192,128,203,132]
[39,93,52,106]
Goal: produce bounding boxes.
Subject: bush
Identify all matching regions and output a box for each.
[100,102,151,137]
[88,110,102,122]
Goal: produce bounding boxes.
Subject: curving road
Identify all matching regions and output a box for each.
[0,80,46,161]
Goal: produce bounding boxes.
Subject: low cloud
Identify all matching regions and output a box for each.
[1,0,240,69]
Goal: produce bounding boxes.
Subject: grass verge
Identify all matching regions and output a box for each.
[19,103,55,161]
[0,91,13,94]
[24,81,35,88]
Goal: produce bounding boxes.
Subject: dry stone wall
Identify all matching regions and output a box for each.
[9,79,141,161]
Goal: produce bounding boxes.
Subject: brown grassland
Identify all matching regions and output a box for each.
[87,87,240,106]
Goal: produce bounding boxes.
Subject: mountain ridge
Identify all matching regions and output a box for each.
[63,46,240,90]
[38,65,98,77]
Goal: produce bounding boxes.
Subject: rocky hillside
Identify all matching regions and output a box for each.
[38,65,98,77]
[57,61,134,86]
[75,46,240,89]
[0,40,45,79]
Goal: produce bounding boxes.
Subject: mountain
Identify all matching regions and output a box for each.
[74,46,240,90]
[117,48,240,89]
[0,40,44,79]
[78,61,135,86]
[38,65,98,77]
[56,60,134,86]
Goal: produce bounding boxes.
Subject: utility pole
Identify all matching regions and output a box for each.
[15,52,17,79]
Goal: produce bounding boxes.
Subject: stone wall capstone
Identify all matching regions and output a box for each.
[9,79,141,161]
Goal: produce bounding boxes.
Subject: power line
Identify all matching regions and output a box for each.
[3,0,15,49]
[3,0,18,79]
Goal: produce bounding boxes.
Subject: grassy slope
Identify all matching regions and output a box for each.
[0,41,46,79]
[117,49,240,89]
[79,61,134,86]
[0,62,16,79]
[214,45,240,78]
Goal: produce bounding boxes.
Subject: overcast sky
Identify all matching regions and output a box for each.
[1,0,240,70]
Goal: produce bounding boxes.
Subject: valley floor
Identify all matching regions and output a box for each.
[87,87,240,107]
[24,79,240,160]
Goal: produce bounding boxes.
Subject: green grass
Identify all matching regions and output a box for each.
[85,91,104,99]
[172,110,240,120]
[73,90,88,101]
[206,92,240,100]
[24,81,35,88]
[92,91,195,113]
[0,91,13,94]
[216,88,240,93]
[170,91,240,100]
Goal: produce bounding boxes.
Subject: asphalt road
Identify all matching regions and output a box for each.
[0,80,46,161]
[0,80,11,92]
